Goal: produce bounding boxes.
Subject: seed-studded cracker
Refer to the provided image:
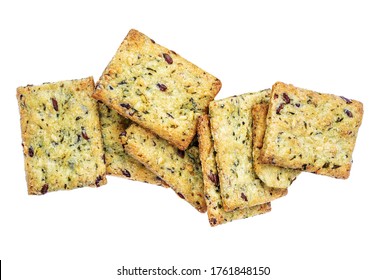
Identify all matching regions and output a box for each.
[209,90,287,211]
[17,77,106,194]
[260,82,363,179]
[93,29,222,151]
[252,104,300,188]
[120,123,206,213]
[197,115,271,226]
[98,102,166,187]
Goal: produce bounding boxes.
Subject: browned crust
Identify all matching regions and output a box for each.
[252,104,269,149]
[260,82,364,179]
[97,102,167,187]
[17,77,107,194]
[120,123,207,213]
[252,103,300,188]
[209,91,288,211]
[197,115,271,226]
[93,29,222,150]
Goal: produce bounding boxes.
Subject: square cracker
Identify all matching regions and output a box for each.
[93,29,222,151]
[98,102,166,187]
[17,77,107,194]
[209,90,287,212]
[197,115,271,226]
[252,103,300,188]
[120,123,206,213]
[260,82,364,179]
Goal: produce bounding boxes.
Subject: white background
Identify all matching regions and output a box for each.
[1,0,384,279]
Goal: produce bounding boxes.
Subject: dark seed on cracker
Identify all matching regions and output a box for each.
[95,175,103,187]
[41,184,49,194]
[81,129,90,140]
[122,169,131,177]
[157,83,167,91]
[51,98,59,111]
[340,96,352,104]
[208,171,219,185]
[120,103,131,109]
[344,109,353,118]
[177,149,185,158]
[163,53,173,64]
[241,193,248,202]
[28,146,34,157]
[282,93,290,104]
[276,103,284,114]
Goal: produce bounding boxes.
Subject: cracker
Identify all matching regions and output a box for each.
[197,115,271,226]
[209,90,287,211]
[17,77,107,194]
[260,82,364,179]
[252,104,300,188]
[120,123,206,213]
[98,102,166,186]
[93,29,222,150]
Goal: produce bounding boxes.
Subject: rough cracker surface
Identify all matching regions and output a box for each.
[17,77,106,194]
[93,29,221,150]
[120,123,206,212]
[209,90,287,211]
[197,115,271,226]
[98,102,165,186]
[252,104,300,188]
[260,82,364,179]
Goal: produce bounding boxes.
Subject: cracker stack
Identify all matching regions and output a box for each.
[17,29,364,226]
[197,115,271,226]
[98,102,166,187]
